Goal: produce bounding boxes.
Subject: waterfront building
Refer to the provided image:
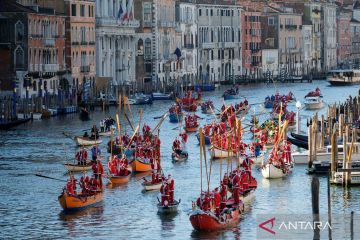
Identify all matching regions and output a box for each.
[95,0,139,96]
[322,2,337,71]
[261,49,279,77]
[301,24,313,76]
[242,8,262,79]
[175,0,198,88]
[337,9,352,68]
[351,1,360,67]
[196,0,243,84]
[134,0,179,92]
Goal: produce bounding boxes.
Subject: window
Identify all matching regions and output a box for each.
[15,21,24,42]
[80,5,85,17]
[144,38,151,60]
[199,9,202,16]
[286,37,295,49]
[143,3,151,23]
[15,46,24,69]
[88,5,91,17]
[71,4,77,16]
[268,17,274,25]
[210,9,213,16]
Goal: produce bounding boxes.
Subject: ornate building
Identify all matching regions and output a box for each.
[95,0,139,96]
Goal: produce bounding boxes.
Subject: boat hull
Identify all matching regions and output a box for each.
[75,137,103,146]
[142,182,162,191]
[261,163,293,179]
[108,173,131,184]
[210,146,236,159]
[157,200,180,214]
[185,126,198,133]
[223,94,238,100]
[132,159,152,172]
[172,151,188,162]
[64,163,93,172]
[58,192,103,212]
[304,102,324,110]
[189,209,240,231]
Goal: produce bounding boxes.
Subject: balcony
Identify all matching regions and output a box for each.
[200,42,216,49]
[80,65,90,73]
[223,42,238,48]
[43,64,59,72]
[184,43,194,49]
[31,34,43,38]
[285,25,297,30]
[96,18,140,28]
[43,38,55,46]
[89,41,96,45]
[72,41,79,46]
[81,41,88,45]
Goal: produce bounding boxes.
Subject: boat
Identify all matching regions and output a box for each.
[64,162,93,172]
[209,146,236,159]
[75,136,103,146]
[304,96,324,110]
[185,114,199,132]
[287,136,308,149]
[261,162,294,179]
[79,107,90,121]
[264,99,274,108]
[142,181,162,191]
[157,199,180,214]
[240,152,265,165]
[128,93,153,105]
[108,172,132,184]
[189,206,242,231]
[195,84,215,91]
[327,69,360,86]
[132,159,152,172]
[201,101,215,114]
[58,191,103,212]
[182,103,198,112]
[185,125,199,133]
[331,171,360,184]
[172,151,188,162]
[0,117,31,130]
[196,133,211,145]
[151,92,173,100]
[169,112,182,123]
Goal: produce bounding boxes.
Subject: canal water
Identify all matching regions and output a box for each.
[1,81,360,239]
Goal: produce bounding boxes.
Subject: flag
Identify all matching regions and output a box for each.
[117,3,124,19]
[119,0,127,20]
[126,0,133,20]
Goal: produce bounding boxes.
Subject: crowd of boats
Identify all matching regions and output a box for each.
[41,85,359,232]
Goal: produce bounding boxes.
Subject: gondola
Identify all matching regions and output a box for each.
[157,199,181,214]
[171,151,188,162]
[287,136,308,149]
[0,117,31,130]
[79,107,90,121]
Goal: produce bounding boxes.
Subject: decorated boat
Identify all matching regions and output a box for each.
[75,136,103,146]
[201,101,215,114]
[185,114,199,132]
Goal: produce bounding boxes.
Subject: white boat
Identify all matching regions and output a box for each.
[304,96,324,110]
[327,69,360,86]
[261,163,293,179]
[239,152,265,165]
[209,146,236,159]
[75,136,103,146]
[142,182,162,191]
[331,171,360,185]
[64,162,93,172]
[157,199,180,214]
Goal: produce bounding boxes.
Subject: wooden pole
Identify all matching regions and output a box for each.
[308,126,313,169]
[351,211,354,240]
[199,127,203,193]
[343,127,348,186]
[327,169,332,239]
[321,114,325,148]
[311,177,320,240]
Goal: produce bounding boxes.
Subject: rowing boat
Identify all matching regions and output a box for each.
[58,191,103,212]
[157,199,180,214]
[185,126,198,133]
[75,136,103,146]
[261,162,294,179]
[142,181,162,191]
[64,162,93,172]
[108,172,132,184]
[132,159,152,172]
[209,146,236,159]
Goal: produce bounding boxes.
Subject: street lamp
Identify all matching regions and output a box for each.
[296,100,302,134]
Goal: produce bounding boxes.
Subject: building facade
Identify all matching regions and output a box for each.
[322,2,337,71]
[242,9,262,79]
[196,1,243,83]
[337,9,352,68]
[95,0,139,96]
[302,24,313,75]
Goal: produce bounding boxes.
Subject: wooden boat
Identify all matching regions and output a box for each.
[209,146,236,159]
[183,103,197,112]
[261,162,293,179]
[157,199,181,214]
[0,117,31,130]
[132,159,152,172]
[185,125,199,133]
[108,172,132,184]
[189,206,242,231]
[75,136,103,146]
[239,152,265,165]
[64,162,93,172]
[142,181,162,191]
[196,133,211,145]
[172,151,188,162]
[58,191,103,212]
[169,112,182,123]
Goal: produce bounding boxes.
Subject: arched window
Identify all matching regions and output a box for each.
[15,21,24,42]
[15,46,24,69]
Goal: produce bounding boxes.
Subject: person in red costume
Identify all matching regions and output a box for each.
[168,174,174,204]
[220,181,227,211]
[160,182,166,205]
[232,173,241,205]
[213,187,221,216]
[164,182,170,206]
[202,193,211,211]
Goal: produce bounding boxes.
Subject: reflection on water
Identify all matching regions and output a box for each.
[1,81,360,238]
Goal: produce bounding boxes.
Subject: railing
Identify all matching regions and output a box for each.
[80,41,88,45]
[80,65,90,73]
[285,24,297,30]
[89,41,95,45]
[72,41,79,45]
[43,38,55,46]
[96,18,140,27]
[30,34,43,38]
[43,64,59,72]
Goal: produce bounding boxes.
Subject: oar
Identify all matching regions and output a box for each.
[35,174,66,182]
[124,113,135,131]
